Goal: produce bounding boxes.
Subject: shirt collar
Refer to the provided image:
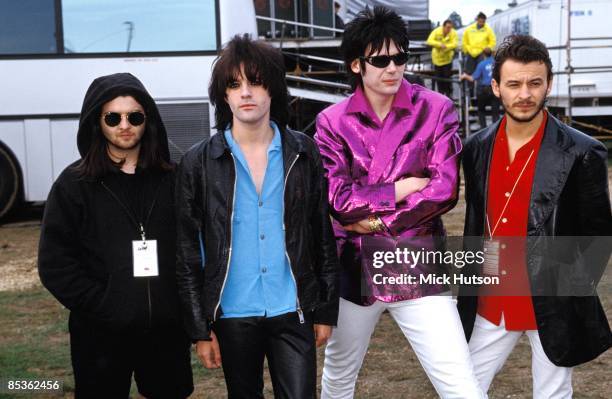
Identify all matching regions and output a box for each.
[269,121,282,152]
[497,111,548,151]
[346,79,412,120]
[224,121,282,154]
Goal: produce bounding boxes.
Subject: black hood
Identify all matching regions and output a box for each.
[76,72,170,162]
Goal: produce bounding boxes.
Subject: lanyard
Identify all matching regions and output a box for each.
[101,178,161,241]
[486,149,535,239]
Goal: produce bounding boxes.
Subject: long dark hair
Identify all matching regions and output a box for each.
[75,95,173,178]
[208,34,289,130]
[341,6,410,91]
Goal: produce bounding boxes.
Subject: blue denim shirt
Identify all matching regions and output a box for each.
[218,122,297,318]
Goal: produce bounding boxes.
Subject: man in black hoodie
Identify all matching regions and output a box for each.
[38,73,193,399]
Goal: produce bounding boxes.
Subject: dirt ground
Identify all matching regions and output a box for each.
[0,169,610,398]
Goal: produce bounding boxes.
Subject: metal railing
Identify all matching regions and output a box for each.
[285,74,350,90]
[277,31,612,138]
[256,15,343,34]
[256,15,343,44]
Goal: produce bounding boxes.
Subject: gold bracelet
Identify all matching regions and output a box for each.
[368,215,384,232]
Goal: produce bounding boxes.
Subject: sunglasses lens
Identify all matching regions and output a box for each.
[104,113,121,127]
[393,52,409,65]
[365,53,409,68]
[127,112,145,126]
[369,56,391,68]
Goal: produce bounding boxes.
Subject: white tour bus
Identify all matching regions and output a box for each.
[0,0,257,219]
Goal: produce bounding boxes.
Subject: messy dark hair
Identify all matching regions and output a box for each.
[340,6,410,91]
[208,34,289,130]
[477,12,487,20]
[493,35,553,84]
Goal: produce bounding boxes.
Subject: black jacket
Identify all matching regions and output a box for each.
[175,127,339,341]
[459,113,612,367]
[38,73,181,331]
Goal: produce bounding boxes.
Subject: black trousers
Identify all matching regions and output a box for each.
[69,313,193,399]
[214,312,316,399]
[434,63,453,98]
[477,85,501,130]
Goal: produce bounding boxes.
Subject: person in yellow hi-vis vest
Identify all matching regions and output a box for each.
[426,19,458,98]
[462,12,496,96]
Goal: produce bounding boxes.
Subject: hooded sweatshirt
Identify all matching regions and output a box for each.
[38,73,181,331]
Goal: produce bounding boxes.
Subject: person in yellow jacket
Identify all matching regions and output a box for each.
[426,19,458,97]
[462,12,496,95]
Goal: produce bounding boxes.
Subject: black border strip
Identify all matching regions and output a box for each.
[0,113,80,121]
[0,50,219,60]
[215,0,221,49]
[55,0,64,54]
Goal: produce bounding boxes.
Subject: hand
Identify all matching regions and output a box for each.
[196,332,222,369]
[343,218,371,234]
[411,177,430,192]
[440,44,447,50]
[314,324,332,347]
[395,177,431,202]
[461,73,474,82]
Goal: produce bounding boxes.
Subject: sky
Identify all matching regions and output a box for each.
[429,0,526,26]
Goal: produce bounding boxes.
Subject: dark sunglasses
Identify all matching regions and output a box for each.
[103,111,146,127]
[360,52,410,68]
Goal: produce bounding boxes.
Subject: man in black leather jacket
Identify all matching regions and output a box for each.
[175,35,339,398]
[459,35,611,397]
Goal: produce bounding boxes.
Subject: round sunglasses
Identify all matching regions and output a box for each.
[103,111,146,127]
[360,52,410,68]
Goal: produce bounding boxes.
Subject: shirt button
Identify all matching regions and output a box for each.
[259,201,263,207]
[501,270,507,275]
[501,244,507,249]
[504,192,510,198]
[260,234,265,240]
[502,218,508,223]
[505,166,510,171]
[262,267,267,273]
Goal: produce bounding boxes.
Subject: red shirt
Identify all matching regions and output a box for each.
[478,112,547,331]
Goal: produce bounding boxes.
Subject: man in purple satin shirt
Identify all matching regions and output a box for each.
[314,7,485,398]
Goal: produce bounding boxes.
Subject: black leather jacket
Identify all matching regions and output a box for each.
[459,113,612,367]
[175,126,339,341]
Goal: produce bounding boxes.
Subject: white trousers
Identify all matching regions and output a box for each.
[469,314,573,399]
[321,296,486,399]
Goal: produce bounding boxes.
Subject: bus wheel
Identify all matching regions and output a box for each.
[0,144,22,220]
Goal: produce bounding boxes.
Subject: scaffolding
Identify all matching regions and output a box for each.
[259,2,612,140]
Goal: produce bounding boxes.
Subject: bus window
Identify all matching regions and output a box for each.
[0,0,57,54]
[61,0,217,53]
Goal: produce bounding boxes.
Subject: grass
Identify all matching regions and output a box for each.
[0,283,610,398]
[0,289,72,398]
[0,166,610,398]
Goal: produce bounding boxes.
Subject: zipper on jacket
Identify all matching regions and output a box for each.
[100,179,162,237]
[101,178,163,329]
[283,154,304,324]
[147,279,152,328]
[213,153,237,321]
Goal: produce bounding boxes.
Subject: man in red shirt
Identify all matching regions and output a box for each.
[459,35,611,398]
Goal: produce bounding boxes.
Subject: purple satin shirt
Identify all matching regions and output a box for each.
[314,79,462,305]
